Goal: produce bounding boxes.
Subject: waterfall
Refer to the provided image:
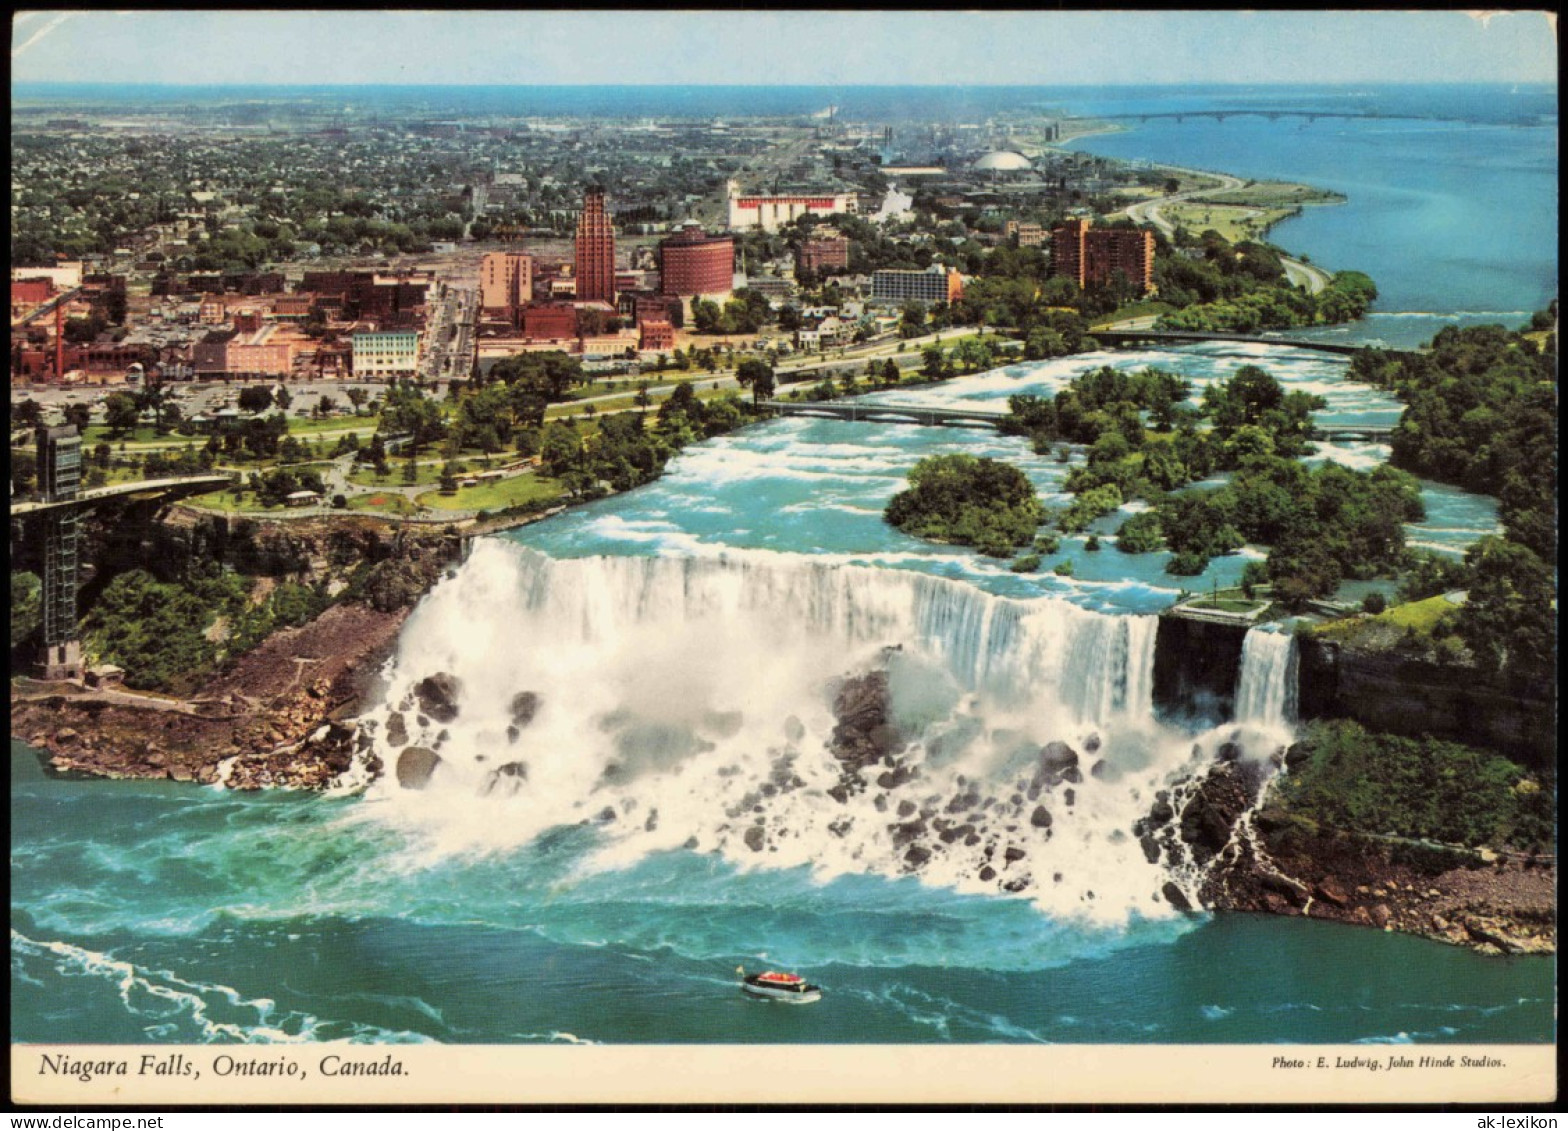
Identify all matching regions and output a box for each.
[357,541,1280,924]
[1233,628,1299,729]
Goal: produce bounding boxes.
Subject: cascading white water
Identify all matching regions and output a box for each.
[360,540,1278,925]
[1233,628,1299,730]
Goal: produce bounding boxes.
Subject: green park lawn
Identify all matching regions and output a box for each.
[1164,203,1293,244]
[417,472,564,512]
[349,461,445,488]
[277,413,381,436]
[1093,300,1177,329]
[347,492,420,516]
[1311,592,1462,649]
[1194,182,1346,208]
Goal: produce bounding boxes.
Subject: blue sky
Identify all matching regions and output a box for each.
[11,10,1559,86]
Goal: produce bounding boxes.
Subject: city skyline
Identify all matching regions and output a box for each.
[12,10,1560,87]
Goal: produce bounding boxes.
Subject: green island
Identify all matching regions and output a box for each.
[1002,361,1423,601]
[884,453,1047,559]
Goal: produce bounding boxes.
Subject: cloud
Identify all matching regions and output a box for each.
[11,10,74,57]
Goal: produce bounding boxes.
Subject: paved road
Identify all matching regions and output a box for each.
[1115,164,1333,296]
[1116,165,1246,240]
[1281,255,1333,295]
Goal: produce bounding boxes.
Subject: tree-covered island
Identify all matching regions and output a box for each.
[1002,362,1425,601]
[884,454,1047,558]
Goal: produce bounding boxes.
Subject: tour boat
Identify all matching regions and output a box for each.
[739,968,822,1004]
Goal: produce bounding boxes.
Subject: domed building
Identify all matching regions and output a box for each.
[972,150,1032,173]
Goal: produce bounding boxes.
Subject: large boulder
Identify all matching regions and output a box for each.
[1162,882,1193,912]
[509,692,541,729]
[396,746,442,790]
[414,674,462,724]
[828,670,902,770]
[384,712,408,748]
[1031,741,1078,789]
[1175,760,1266,867]
[481,760,528,798]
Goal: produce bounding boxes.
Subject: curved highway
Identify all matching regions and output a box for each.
[1115,164,1333,296]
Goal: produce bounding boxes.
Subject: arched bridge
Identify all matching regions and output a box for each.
[1091,329,1419,357]
[10,474,234,518]
[762,401,1009,430]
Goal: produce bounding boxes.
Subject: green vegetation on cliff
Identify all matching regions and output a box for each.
[885,454,1046,558]
[1276,720,1554,853]
[10,571,42,650]
[1153,225,1376,331]
[83,563,330,693]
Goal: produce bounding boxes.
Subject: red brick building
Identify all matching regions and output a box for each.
[521,303,579,342]
[618,290,683,329]
[659,225,734,298]
[638,320,675,352]
[797,236,850,276]
[574,188,617,304]
[1051,218,1156,294]
[11,277,54,308]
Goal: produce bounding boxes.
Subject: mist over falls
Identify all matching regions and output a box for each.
[362,541,1297,926]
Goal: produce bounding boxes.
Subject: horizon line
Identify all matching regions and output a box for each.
[12,79,1557,90]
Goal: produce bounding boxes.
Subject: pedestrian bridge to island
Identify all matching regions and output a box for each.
[1090,329,1422,357]
[764,400,1394,443]
[762,400,1012,430]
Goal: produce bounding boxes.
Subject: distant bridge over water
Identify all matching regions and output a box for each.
[764,399,1395,443]
[1309,426,1395,443]
[1091,329,1421,357]
[762,400,1009,430]
[1089,110,1463,126]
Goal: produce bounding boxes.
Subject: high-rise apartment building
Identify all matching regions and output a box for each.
[574,188,617,304]
[479,252,533,316]
[1050,218,1156,294]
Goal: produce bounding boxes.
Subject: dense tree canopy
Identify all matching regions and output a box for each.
[885,454,1047,558]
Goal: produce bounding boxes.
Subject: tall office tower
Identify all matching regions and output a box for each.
[574,187,617,303]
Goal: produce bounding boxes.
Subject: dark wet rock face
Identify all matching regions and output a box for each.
[481,760,528,797]
[384,712,408,749]
[414,673,462,724]
[509,692,540,729]
[1032,741,1078,790]
[1162,882,1193,912]
[396,746,442,790]
[829,670,903,770]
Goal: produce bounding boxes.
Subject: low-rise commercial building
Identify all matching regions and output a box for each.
[727,189,856,233]
[521,303,579,342]
[870,265,964,306]
[638,319,675,352]
[351,330,421,379]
